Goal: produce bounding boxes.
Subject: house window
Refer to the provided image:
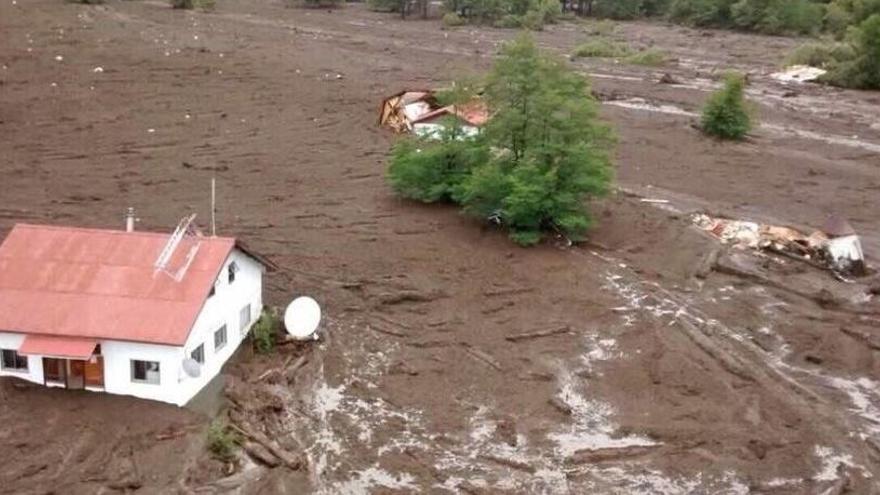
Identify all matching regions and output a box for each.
[190,344,205,365]
[209,283,216,298]
[131,360,160,384]
[228,262,239,284]
[1,349,28,371]
[239,304,252,334]
[214,325,227,351]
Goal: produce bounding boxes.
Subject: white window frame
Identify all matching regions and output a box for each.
[1,349,28,372]
[214,324,228,351]
[131,360,160,385]
[239,304,252,336]
[190,343,205,365]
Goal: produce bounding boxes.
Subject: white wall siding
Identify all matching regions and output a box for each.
[175,249,264,405]
[100,340,183,402]
[0,332,43,385]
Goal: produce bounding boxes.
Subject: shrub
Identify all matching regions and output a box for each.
[583,19,618,35]
[494,14,523,27]
[700,72,751,140]
[171,0,215,9]
[731,0,823,35]
[530,0,562,23]
[823,14,880,89]
[388,129,489,203]
[251,310,278,354]
[594,0,644,19]
[291,0,343,7]
[206,420,238,462]
[368,0,401,11]
[668,0,734,26]
[521,9,546,29]
[624,48,667,65]
[785,41,853,68]
[572,38,630,58]
[443,12,466,26]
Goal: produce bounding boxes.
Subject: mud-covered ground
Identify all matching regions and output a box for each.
[1,0,880,493]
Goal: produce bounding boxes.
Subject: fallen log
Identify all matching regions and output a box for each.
[505,326,571,342]
[483,286,535,298]
[241,441,280,468]
[839,326,880,351]
[228,423,302,471]
[567,445,660,465]
[477,454,536,474]
[367,324,406,338]
[548,396,573,416]
[463,345,502,371]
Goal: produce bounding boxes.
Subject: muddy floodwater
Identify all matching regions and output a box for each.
[1,0,879,493]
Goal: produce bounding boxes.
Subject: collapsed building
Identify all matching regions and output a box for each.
[378,90,489,138]
[694,213,866,277]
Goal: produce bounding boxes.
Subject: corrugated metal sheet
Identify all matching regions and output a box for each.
[0,224,236,346]
[19,334,98,359]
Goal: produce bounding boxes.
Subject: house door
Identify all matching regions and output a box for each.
[43,358,66,386]
[67,360,85,390]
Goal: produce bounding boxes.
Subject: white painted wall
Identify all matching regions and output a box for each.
[0,332,44,385]
[0,248,264,406]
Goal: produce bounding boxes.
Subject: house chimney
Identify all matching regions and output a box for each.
[125,207,136,232]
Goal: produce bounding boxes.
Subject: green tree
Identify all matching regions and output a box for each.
[461,35,614,244]
[824,14,880,88]
[700,72,752,140]
[387,35,614,246]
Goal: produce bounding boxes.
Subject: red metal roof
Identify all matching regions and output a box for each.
[19,335,98,360]
[412,101,489,127]
[0,224,237,346]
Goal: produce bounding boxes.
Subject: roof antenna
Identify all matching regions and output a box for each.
[154,214,201,282]
[211,175,216,237]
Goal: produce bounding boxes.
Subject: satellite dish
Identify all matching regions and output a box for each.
[182,358,201,378]
[284,296,322,340]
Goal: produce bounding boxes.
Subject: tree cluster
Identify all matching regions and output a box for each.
[387,35,614,246]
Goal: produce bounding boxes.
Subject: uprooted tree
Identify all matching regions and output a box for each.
[387,34,614,246]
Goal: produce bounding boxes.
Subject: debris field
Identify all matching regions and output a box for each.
[1,0,880,493]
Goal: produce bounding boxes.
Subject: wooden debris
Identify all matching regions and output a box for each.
[228,422,303,471]
[483,286,535,298]
[463,345,502,371]
[548,397,573,416]
[477,454,536,474]
[505,326,571,342]
[567,445,659,464]
[241,441,280,468]
[840,326,880,351]
[367,324,406,338]
[378,290,445,305]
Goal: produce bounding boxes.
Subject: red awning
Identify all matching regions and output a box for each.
[19,335,98,360]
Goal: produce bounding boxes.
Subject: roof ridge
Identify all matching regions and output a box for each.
[13,223,236,242]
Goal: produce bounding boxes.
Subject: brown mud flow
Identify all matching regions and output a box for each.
[1,0,879,493]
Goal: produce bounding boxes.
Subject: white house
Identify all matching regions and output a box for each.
[0,221,268,406]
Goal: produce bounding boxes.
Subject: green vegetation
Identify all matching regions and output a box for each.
[443,12,466,25]
[206,419,238,462]
[572,38,630,57]
[171,0,215,9]
[624,47,668,65]
[784,14,880,89]
[821,14,880,88]
[251,310,278,354]
[443,0,561,30]
[700,72,752,140]
[387,35,614,246]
